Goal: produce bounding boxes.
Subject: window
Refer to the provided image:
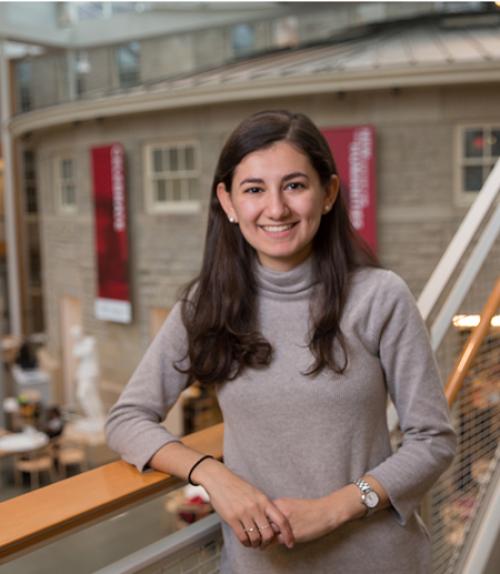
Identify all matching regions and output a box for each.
[23,150,38,214]
[111,2,140,16]
[76,2,106,20]
[116,41,140,88]
[29,248,42,288]
[145,142,200,213]
[458,126,500,203]
[55,157,77,213]
[231,24,256,57]
[68,2,146,22]
[16,60,33,113]
[75,50,91,97]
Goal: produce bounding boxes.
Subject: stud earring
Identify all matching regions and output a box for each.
[228,216,236,223]
[324,204,331,213]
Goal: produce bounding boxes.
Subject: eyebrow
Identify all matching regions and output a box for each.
[238,171,309,187]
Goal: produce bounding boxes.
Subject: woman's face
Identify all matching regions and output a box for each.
[217,141,339,271]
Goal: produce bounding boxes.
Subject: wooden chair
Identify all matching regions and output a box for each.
[14,445,57,489]
[55,439,88,478]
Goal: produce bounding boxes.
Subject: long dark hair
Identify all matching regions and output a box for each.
[177,110,379,385]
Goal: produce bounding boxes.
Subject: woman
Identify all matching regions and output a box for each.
[106,110,456,573]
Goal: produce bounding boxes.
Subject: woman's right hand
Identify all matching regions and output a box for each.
[192,458,295,550]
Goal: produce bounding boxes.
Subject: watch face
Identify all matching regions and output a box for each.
[365,491,379,508]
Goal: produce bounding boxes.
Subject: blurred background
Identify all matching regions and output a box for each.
[0,2,498,573]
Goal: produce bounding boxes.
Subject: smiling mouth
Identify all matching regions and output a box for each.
[259,223,298,232]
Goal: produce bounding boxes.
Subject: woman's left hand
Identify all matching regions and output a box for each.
[273,483,371,544]
[272,496,341,544]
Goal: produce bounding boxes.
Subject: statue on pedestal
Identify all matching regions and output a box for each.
[70,325,104,433]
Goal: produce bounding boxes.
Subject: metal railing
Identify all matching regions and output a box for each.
[430,281,499,574]
[94,513,222,574]
[419,157,500,574]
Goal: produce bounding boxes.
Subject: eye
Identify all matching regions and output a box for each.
[285,181,306,191]
[243,186,264,194]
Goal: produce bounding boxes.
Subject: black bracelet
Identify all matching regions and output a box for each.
[188,454,215,486]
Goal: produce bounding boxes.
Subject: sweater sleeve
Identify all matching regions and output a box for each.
[105,301,191,472]
[367,271,457,525]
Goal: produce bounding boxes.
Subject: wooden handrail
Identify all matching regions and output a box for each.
[0,423,223,563]
[445,278,500,407]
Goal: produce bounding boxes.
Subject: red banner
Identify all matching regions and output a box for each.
[322,126,377,252]
[91,144,131,323]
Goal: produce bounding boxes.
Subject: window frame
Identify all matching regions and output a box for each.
[231,23,257,57]
[75,50,91,97]
[116,41,141,89]
[23,149,38,215]
[455,123,500,207]
[143,140,201,215]
[16,59,33,113]
[54,155,78,215]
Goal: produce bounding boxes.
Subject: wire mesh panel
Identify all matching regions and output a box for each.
[431,332,499,574]
[429,239,499,574]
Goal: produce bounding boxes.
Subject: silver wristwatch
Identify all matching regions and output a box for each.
[354,479,380,517]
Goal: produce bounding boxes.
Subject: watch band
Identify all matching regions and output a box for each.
[353,478,379,517]
[355,479,372,494]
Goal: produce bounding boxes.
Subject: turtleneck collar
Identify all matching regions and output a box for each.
[255,256,318,301]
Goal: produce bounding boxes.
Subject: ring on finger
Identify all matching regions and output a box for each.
[257,523,271,530]
[245,527,256,533]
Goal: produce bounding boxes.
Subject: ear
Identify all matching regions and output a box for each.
[323,175,340,214]
[216,182,237,222]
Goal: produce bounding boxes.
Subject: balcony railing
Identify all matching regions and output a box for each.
[0,424,223,567]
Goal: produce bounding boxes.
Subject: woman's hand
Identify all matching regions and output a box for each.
[273,484,371,544]
[193,458,295,550]
[272,497,340,543]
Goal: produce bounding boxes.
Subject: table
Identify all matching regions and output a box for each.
[0,430,49,456]
[0,430,50,488]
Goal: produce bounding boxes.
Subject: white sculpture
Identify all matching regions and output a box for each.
[70,325,104,432]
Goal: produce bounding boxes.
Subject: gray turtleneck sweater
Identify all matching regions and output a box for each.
[106,259,456,574]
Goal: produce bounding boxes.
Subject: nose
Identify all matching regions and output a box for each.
[266,190,290,220]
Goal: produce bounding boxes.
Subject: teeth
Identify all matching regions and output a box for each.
[261,224,294,232]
